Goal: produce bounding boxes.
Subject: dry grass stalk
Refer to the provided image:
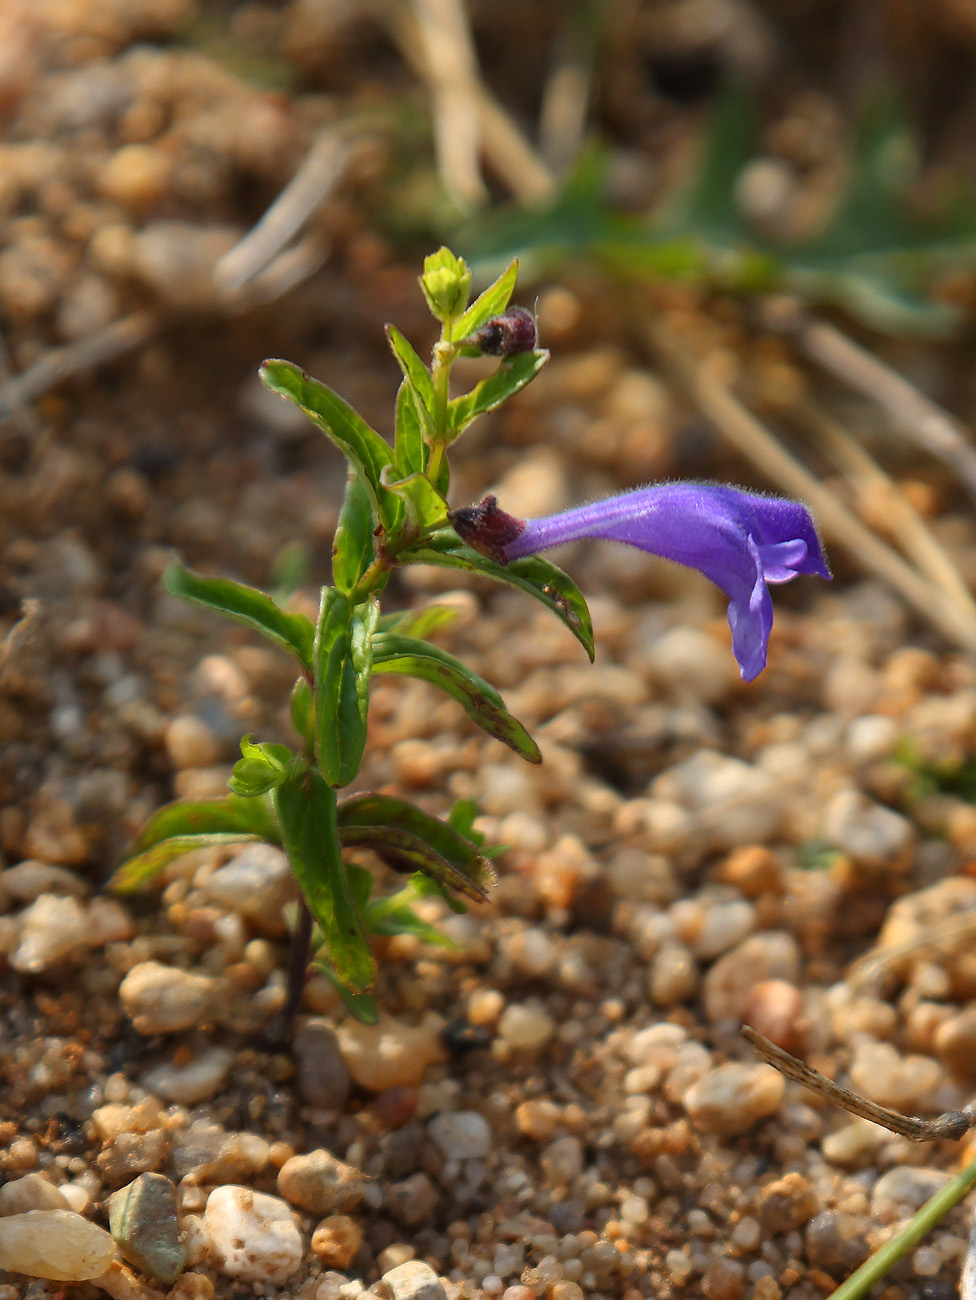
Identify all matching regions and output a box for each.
[0,312,157,422]
[765,304,976,504]
[797,401,976,619]
[743,1025,976,1142]
[214,130,355,293]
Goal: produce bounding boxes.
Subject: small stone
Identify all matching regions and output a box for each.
[685,900,756,960]
[848,1042,942,1108]
[822,789,914,871]
[872,1167,952,1215]
[100,143,173,210]
[935,1007,976,1080]
[757,1173,821,1234]
[717,846,783,897]
[203,844,296,936]
[703,932,800,1024]
[427,1111,491,1161]
[337,1013,447,1091]
[641,626,738,703]
[540,1135,584,1187]
[119,961,216,1035]
[168,1274,215,1300]
[204,1185,302,1285]
[0,1174,71,1215]
[277,1150,366,1215]
[12,894,91,971]
[386,1172,439,1225]
[380,1259,447,1300]
[310,1214,362,1268]
[142,1047,233,1105]
[97,1129,170,1185]
[515,1099,560,1142]
[503,927,557,977]
[651,750,781,849]
[497,1001,555,1051]
[1,861,89,901]
[108,1172,185,1285]
[0,1209,116,1280]
[744,980,804,1051]
[701,1256,746,1300]
[685,1064,785,1135]
[648,943,698,1006]
[294,1020,351,1108]
[805,1212,869,1278]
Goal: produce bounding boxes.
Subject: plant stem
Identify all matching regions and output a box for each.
[282,895,313,1026]
[427,334,454,487]
[826,1152,976,1300]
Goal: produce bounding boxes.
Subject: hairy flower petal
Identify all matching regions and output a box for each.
[501,483,830,681]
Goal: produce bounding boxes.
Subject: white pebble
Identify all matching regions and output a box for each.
[119,961,215,1034]
[428,1111,492,1161]
[380,1259,447,1300]
[204,1185,303,1285]
[684,1064,785,1135]
[142,1047,233,1105]
[497,1002,555,1051]
[12,895,91,971]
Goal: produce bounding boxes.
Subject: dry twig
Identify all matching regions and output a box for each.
[214,130,355,294]
[0,313,157,422]
[797,401,976,620]
[764,303,976,505]
[743,1025,976,1142]
[847,909,976,995]
[389,0,555,206]
[402,0,488,210]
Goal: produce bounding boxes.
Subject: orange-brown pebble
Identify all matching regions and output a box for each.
[702,1256,746,1300]
[371,1087,418,1129]
[718,846,783,896]
[167,1274,215,1300]
[744,980,804,1051]
[310,1215,362,1269]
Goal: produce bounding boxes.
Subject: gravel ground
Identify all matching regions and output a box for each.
[6,5,976,1300]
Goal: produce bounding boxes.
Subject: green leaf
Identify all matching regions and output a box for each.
[339,824,487,904]
[419,246,472,320]
[401,529,595,660]
[314,589,378,787]
[312,962,380,1024]
[386,325,435,437]
[372,632,541,763]
[259,360,398,528]
[337,791,494,900]
[366,900,458,947]
[394,380,427,478]
[164,562,314,671]
[124,794,280,854]
[274,769,376,994]
[380,468,449,536]
[228,734,297,796]
[377,603,462,639]
[290,677,313,746]
[446,350,549,440]
[111,833,265,892]
[332,471,376,594]
[450,258,519,342]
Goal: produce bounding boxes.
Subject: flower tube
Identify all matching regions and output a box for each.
[450,484,830,682]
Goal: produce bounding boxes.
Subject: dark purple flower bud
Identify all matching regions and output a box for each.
[449,494,526,563]
[465,306,537,357]
[494,483,830,682]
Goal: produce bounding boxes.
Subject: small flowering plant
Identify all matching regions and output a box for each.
[112,248,828,1025]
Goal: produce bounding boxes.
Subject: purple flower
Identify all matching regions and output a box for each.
[450,484,830,682]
